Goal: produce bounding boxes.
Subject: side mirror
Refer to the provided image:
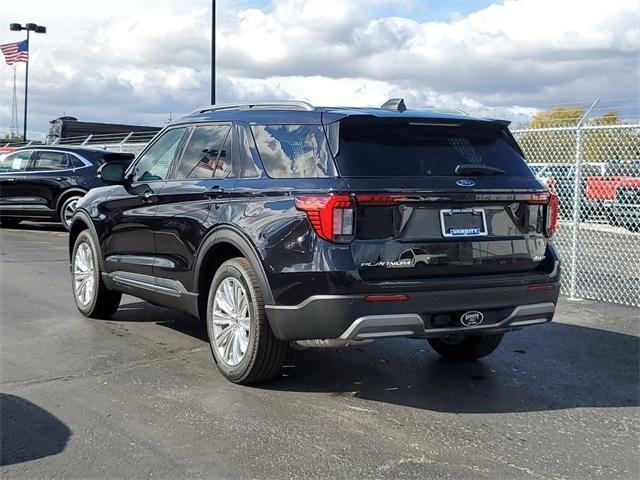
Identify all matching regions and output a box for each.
[97,162,125,184]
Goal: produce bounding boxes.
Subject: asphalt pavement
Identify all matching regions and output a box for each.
[1,223,638,479]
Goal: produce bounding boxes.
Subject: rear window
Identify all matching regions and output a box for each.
[335,118,533,178]
[251,124,336,178]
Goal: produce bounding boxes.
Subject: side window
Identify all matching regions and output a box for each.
[236,124,260,178]
[30,151,70,171]
[131,128,186,182]
[174,125,230,180]
[69,156,87,169]
[251,124,336,178]
[0,150,32,173]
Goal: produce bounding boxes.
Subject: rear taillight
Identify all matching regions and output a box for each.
[527,192,558,238]
[295,194,355,243]
[546,192,559,238]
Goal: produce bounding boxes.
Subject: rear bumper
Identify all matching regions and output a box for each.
[265,282,561,341]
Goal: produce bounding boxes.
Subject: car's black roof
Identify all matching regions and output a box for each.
[175,103,509,127]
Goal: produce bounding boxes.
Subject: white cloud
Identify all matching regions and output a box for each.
[1,0,638,139]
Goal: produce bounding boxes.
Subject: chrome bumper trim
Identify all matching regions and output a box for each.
[338,302,556,340]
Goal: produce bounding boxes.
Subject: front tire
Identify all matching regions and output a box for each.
[206,257,287,384]
[428,333,504,360]
[59,195,83,231]
[72,230,121,318]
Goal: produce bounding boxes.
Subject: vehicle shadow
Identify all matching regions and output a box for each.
[112,300,209,342]
[5,221,66,232]
[0,394,72,466]
[261,322,640,414]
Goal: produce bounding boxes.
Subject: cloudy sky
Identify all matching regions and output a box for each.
[1,0,639,139]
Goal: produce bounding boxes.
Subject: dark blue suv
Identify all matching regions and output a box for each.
[68,100,561,384]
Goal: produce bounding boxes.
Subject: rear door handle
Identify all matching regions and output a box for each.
[205,186,225,198]
[141,190,157,203]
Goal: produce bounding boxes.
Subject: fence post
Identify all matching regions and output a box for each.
[569,126,583,298]
[568,99,598,299]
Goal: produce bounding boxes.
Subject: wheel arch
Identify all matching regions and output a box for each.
[55,188,88,216]
[68,210,106,271]
[193,226,275,320]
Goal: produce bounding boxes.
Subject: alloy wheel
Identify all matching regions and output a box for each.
[74,242,95,306]
[211,277,251,367]
[62,197,80,228]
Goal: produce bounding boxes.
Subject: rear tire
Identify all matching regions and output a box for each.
[206,257,287,384]
[59,195,83,231]
[428,333,504,360]
[72,230,121,318]
[0,218,21,228]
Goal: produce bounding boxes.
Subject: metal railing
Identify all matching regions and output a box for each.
[2,130,159,156]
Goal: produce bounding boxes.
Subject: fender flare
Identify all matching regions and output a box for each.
[69,209,106,272]
[193,226,275,305]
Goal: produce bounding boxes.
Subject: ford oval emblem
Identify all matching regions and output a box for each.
[460,310,484,327]
[456,179,475,187]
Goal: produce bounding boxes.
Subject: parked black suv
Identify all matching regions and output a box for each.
[68,100,561,384]
[0,146,134,230]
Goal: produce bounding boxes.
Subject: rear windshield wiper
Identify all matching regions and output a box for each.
[455,164,506,176]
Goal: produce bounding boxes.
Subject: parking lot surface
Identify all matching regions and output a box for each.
[1,224,639,479]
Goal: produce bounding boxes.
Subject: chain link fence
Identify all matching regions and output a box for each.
[513,124,640,306]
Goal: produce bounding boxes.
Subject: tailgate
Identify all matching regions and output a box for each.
[346,178,549,282]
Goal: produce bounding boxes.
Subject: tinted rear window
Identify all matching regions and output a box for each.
[335,118,533,178]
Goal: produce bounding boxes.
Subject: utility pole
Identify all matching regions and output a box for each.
[10,66,19,139]
[211,0,216,105]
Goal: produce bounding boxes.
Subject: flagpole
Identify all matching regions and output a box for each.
[211,0,216,105]
[23,29,29,141]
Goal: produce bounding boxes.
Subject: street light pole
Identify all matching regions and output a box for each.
[9,22,46,141]
[211,0,216,105]
[23,27,29,141]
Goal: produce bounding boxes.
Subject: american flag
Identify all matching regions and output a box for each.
[0,40,29,65]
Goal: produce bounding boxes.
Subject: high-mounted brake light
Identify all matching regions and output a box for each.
[295,194,355,243]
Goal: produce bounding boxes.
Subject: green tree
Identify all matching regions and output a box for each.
[516,108,639,164]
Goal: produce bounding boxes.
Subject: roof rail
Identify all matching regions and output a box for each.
[192,100,315,114]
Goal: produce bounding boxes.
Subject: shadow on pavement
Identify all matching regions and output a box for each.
[262,322,640,414]
[112,301,209,342]
[0,394,72,466]
[105,300,639,414]
[2,221,66,232]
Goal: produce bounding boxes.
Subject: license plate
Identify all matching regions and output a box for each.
[440,208,488,238]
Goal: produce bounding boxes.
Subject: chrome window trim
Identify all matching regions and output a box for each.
[5,149,95,175]
[24,148,93,173]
